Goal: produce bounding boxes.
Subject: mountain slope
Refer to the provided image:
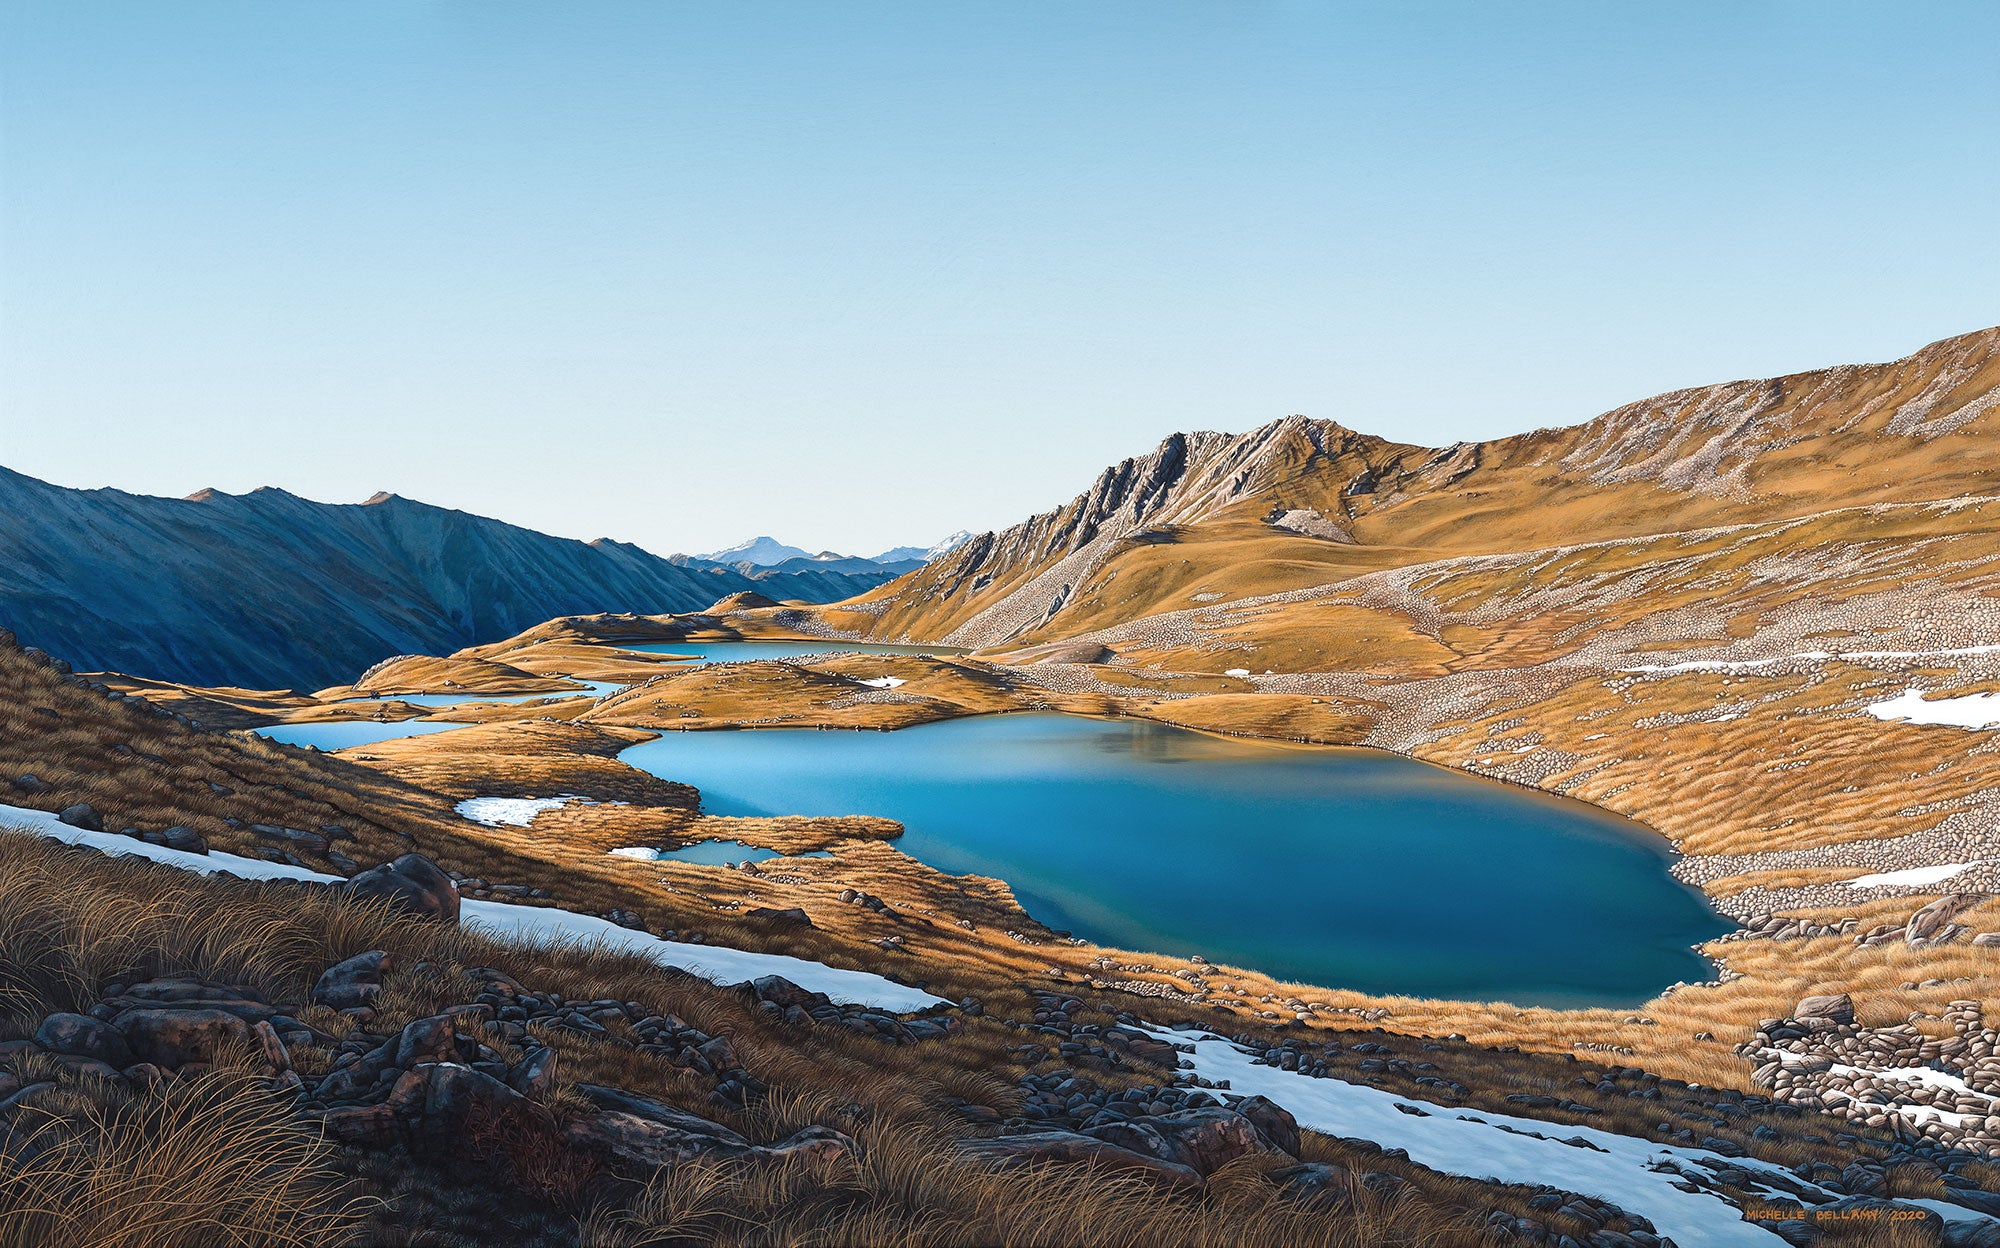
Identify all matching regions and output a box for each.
[849,326,2000,648]
[0,474,898,689]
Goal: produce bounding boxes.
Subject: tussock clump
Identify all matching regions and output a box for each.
[0,1064,365,1248]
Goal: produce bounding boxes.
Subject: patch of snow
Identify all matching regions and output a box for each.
[1152,1025,1826,1248]
[1224,668,1252,678]
[457,900,943,1011]
[1865,688,2000,730]
[457,795,581,827]
[1845,861,1983,889]
[609,847,662,860]
[858,676,906,689]
[0,804,940,1012]
[1624,643,2000,675]
[3,804,336,884]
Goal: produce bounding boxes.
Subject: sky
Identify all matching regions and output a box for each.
[2,3,1996,557]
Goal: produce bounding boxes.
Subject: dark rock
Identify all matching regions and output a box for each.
[1267,1161,1354,1211]
[346,854,460,922]
[400,1064,547,1142]
[393,1014,471,1068]
[251,1020,291,1072]
[34,1013,134,1068]
[1945,1218,2000,1248]
[321,1103,397,1146]
[564,1110,753,1171]
[959,1130,1204,1191]
[114,1007,249,1068]
[507,1046,558,1098]
[313,950,390,1011]
[1085,1106,1289,1176]
[761,1124,858,1166]
[159,826,207,854]
[11,774,45,794]
[744,907,814,929]
[751,975,830,1012]
[1231,1095,1301,1158]
[57,804,103,832]
[1793,994,1855,1026]
[574,1084,750,1144]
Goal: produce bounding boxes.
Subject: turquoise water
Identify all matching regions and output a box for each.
[621,640,966,663]
[617,840,834,866]
[253,720,473,749]
[339,679,622,708]
[618,714,1727,1006]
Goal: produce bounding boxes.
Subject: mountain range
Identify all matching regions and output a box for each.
[692,532,972,568]
[838,325,2000,652]
[0,472,906,691]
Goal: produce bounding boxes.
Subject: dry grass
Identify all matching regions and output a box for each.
[0,1061,366,1248]
[578,1121,1458,1248]
[0,831,1530,1247]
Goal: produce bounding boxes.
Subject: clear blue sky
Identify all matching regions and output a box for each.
[3,3,1995,556]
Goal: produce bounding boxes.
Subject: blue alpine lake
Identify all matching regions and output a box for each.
[621,640,966,664]
[252,720,475,749]
[617,713,1728,1007]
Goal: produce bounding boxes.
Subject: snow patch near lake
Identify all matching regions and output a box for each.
[1865,688,2000,730]
[457,795,580,826]
[1625,643,2000,675]
[0,804,939,1012]
[1845,861,1984,889]
[1152,1026,1825,1247]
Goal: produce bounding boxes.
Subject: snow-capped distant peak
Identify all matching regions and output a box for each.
[695,536,823,566]
[926,530,974,559]
[870,531,975,564]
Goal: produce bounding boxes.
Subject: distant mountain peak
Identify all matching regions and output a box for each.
[362,490,399,506]
[870,531,974,563]
[695,535,827,566]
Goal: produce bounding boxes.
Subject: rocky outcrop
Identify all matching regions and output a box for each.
[1739,996,2000,1154]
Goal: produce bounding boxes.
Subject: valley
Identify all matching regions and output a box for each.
[11,327,2000,1245]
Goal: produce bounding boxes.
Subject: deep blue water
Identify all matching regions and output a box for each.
[618,714,1727,1006]
[616,840,834,866]
[338,680,623,708]
[253,720,475,749]
[621,640,966,663]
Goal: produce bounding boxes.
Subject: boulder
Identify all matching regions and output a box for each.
[959,1130,1204,1191]
[760,1124,858,1166]
[564,1110,754,1170]
[1793,993,1855,1026]
[312,950,390,1011]
[1267,1162,1355,1211]
[507,1046,558,1098]
[575,1083,751,1145]
[399,1064,547,1142]
[1946,1217,2000,1248]
[1908,894,1981,945]
[1084,1105,1292,1176]
[57,804,103,832]
[1232,1095,1302,1158]
[346,854,460,922]
[11,774,45,794]
[393,1014,473,1068]
[34,1013,134,1068]
[114,1007,250,1068]
[159,826,207,854]
[743,907,814,929]
[751,975,831,1012]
